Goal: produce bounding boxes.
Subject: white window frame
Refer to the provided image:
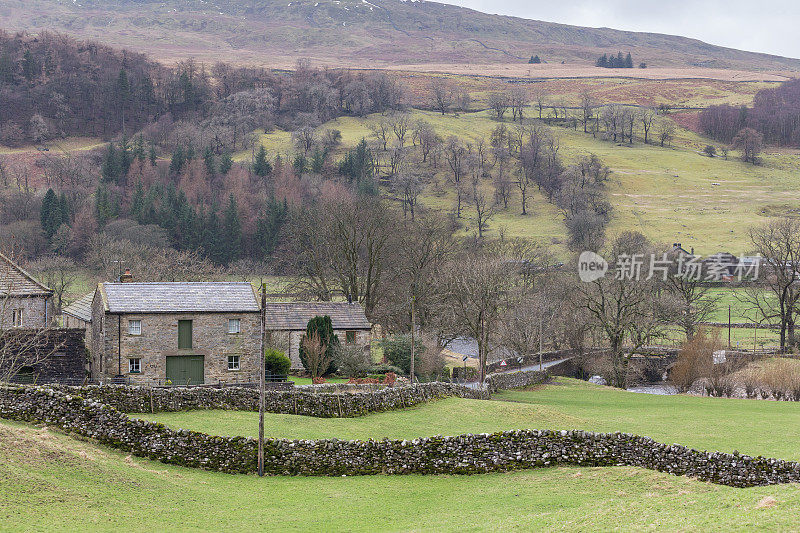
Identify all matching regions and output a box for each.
[227,355,240,371]
[129,358,141,373]
[227,318,241,334]
[12,309,23,327]
[128,319,142,336]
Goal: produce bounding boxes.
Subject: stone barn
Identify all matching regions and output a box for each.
[263,302,372,369]
[90,281,261,385]
[0,252,54,328]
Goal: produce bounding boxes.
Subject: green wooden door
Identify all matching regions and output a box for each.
[178,320,193,349]
[166,355,204,385]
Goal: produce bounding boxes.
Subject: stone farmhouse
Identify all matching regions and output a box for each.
[264,302,372,369]
[0,251,54,328]
[90,281,261,385]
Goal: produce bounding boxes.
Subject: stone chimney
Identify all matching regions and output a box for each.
[119,268,133,283]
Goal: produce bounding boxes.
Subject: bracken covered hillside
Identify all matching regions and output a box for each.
[3,0,800,69]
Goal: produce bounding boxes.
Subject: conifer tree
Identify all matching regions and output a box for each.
[40,188,61,238]
[219,152,233,175]
[203,146,216,179]
[222,194,242,264]
[253,145,272,177]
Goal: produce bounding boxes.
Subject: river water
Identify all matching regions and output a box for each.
[626,384,679,395]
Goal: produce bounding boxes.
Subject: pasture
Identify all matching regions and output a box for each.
[5,379,800,530]
[241,107,800,257]
[136,378,800,460]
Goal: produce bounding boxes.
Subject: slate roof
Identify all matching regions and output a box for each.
[62,291,95,322]
[0,252,52,296]
[263,302,371,330]
[99,282,259,313]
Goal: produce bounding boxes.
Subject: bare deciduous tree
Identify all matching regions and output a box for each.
[300,331,331,380]
[430,78,453,115]
[488,92,510,120]
[434,251,518,383]
[444,136,468,218]
[656,118,676,147]
[578,232,671,387]
[27,255,78,314]
[732,127,764,165]
[743,218,800,349]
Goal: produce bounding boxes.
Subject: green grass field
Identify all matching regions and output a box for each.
[7,379,800,530]
[136,379,800,460]
[4,419,800,531]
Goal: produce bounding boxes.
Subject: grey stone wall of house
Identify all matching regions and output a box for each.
[91,296,260,384]
[0,295,53,328]
[63,314,92,350]
[90,290,105,377]
[4,385,800,487]
[278,329,371,369]
[0,328,88,384]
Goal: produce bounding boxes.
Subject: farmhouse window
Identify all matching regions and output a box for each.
[227,355,240,371]
[12,309,22,327]
[128,320,142,335]
[346,330,357,344]
[228,319,241,334]
[178,320,193,349]
[129,358,141,373]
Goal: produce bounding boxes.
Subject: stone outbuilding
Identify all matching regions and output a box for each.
[62,291,94,345]
[263,302,372,369]
[0,252,54,329]
[90,282,261,385]
[1,328,89,385]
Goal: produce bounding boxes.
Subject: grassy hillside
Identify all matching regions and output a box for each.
[4,0,800,69]
[4,419,800,531]
[136,378,800,460]
[244,107,800,256]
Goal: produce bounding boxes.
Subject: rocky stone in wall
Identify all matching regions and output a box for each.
[49,382,489,417]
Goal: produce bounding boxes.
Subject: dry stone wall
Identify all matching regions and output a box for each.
[484,370,549,392]
[49,382,488,417]
[2,385,800,487]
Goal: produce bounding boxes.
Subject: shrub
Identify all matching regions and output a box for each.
[703,145,717,157]
[334,343,370,378]
[366,364,403,375]
[452,366,478,381]
[264,348,291,376]
[671,328,717,392]
[302,332,334,380]
[299,315,339,375]
[382,334,426,375]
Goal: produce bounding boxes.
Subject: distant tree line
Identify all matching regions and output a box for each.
[0,30,404,147]
[699,78,800,148]
[595,52,634,69]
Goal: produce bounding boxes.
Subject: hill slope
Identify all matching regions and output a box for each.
[3,0,799,70]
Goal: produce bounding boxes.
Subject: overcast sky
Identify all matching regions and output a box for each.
[444,0,800,58]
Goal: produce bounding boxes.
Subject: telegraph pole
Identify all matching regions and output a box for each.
[258,283,266,477]
[410,295,415,385]
[728,305,732,350]
[538,305,544,371]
